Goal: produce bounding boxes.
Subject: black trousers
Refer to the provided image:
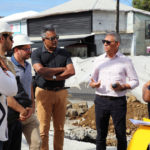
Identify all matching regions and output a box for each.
[3,120,22,150]
[0,141,3,150]
[94,95,127,150]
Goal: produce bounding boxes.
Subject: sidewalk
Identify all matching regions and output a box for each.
[21,131,117,150]
[21,131,96,150]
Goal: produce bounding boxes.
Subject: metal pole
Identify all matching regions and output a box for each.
[116,0,120,33]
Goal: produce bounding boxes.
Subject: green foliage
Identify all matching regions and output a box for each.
[132,0,150,11]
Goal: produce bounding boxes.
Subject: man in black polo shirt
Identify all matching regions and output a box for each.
[31,25,75,150]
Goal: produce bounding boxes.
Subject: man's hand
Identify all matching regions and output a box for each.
[19,107,33,121]
[90,78,101,88]
[19,108,28,121]
[111,82,130,91]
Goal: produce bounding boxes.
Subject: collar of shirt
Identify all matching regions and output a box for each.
[103,51,122,58]
[42,45,59,55]
[11,55,28,69]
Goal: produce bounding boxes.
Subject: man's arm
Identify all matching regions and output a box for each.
[124,59,139,89]
[7,96,28,121]
[55,63,75,81]
[33,63,65,79]
[143,81,150,102]
[31,84,35,113]
[112,59,139,92]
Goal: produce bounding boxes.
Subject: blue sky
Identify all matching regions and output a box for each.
[0,0,132,17]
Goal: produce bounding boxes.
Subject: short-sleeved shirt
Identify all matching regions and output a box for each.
[11,55,32,99]
[31,45,72,88]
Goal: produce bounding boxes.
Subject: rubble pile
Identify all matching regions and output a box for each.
[66,95,148,146]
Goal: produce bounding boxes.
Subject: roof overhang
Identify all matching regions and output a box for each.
[30,33,95,42]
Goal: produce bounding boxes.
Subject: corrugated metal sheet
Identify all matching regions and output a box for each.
[28,12,92,37]
[27,0,150,19]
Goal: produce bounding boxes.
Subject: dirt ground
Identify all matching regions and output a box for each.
[72,95,149,146]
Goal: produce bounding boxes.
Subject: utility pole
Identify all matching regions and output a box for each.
[116,0,120,33]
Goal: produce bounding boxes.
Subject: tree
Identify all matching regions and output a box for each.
[132,0,150,11]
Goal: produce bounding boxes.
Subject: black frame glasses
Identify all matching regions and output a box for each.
[45,35,59,41]
[102,40,117,45]
[20,48,31,51]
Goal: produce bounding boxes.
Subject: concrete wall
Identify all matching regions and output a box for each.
[134,13,150,55]
[92,11,127,33]
[126,11,134,33]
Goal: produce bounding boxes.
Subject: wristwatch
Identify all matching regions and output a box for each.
[148,85,150,90]
[52,75,56,80]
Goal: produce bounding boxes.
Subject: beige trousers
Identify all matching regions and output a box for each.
[22,114,41,150]
[35,87,68,150]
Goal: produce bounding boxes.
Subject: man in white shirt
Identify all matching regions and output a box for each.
[0,21,18,150]
[90,32,139,150]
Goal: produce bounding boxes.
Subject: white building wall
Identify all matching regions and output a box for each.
[92,11,127,33]
[134,13,150,55]
[126,11,134,33]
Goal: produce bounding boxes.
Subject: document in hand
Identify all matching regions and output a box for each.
[129,118,150,126]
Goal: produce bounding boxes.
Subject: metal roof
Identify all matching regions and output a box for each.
[27,0,150,19]
[0,11,39,22]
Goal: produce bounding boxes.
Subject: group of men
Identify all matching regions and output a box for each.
[0,20,150,150]
[0,21,75,150]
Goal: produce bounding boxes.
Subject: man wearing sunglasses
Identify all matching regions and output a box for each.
[31,25,75,150]
[3,34,41,150]
[0,21,18,150]
[90,32,139,150]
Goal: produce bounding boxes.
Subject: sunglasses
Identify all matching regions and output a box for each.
[9,36,13,42]
[2,34,13,42]
[102,40,117,45]
[45,35,59,41]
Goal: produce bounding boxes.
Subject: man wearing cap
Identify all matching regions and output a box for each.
[0,21,18,150]
[4,34,41,150]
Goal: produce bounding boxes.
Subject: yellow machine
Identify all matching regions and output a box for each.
[127,118,150,150]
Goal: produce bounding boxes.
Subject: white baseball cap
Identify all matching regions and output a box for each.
[12,34,33,48]
[0,21,12,33]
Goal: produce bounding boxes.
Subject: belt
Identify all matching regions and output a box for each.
[99,95,125,100]
[41,87,70,91]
